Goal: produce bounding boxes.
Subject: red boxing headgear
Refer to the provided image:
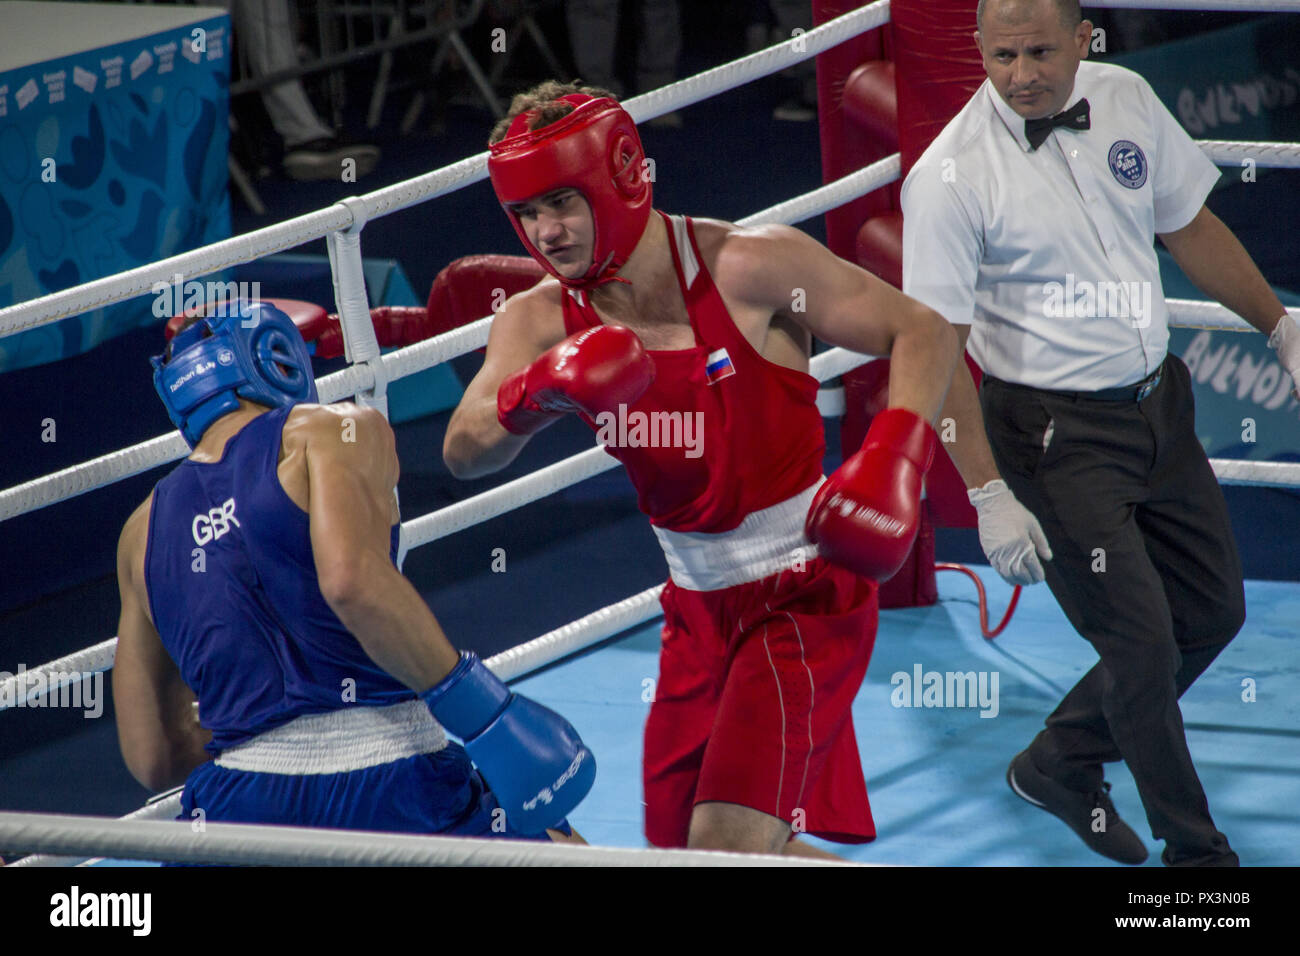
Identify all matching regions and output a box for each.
[488,95,652,288]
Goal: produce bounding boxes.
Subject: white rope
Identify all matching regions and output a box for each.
[0,135,1276,528]
[1199,140,1300,169]
[621,1,891,122]
[403,446,621,548]
[5,591,665,867]
[738,155,902,228]
[0,2,892,341]
[0,810,849,867]
[489,585,665,682]
[0,638,115,710]
[1212,459,1300,487]
[0,361,374,524]
[9,789,183,868]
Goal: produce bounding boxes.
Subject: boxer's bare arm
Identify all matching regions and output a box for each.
[714,224,961,423]
[934,324,1002,489]
[287,404,460,691]
[443,284,569,479]
[113,499,212,792]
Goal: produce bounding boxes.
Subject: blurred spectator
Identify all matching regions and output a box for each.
[747,0,816,121]
[227,0,380,180]
[566,0,683,126]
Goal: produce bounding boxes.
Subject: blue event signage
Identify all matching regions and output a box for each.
[0,12,231,372]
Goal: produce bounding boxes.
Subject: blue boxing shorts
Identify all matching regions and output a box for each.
[174,700,570,862]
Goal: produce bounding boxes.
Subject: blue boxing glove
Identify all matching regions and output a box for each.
[420,652,595,834]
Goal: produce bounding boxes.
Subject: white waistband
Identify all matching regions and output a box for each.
[652,479,824,591]
[214,699,448,775]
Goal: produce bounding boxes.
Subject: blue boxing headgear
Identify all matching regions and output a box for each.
[152,301,318,447]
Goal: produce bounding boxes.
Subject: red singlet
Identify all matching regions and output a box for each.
[561,213,825,533]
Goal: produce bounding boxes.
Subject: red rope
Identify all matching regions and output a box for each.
[934,563,1021,639]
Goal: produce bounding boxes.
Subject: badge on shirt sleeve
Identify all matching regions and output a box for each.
[705,348,735,385]
[1108,141,1148,189]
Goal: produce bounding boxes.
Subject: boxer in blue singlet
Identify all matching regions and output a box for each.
[112,301,593,848]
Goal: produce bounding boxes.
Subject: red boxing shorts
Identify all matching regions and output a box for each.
[642,557,879,847]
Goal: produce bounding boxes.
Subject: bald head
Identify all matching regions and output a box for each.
[977,0,1082,32]
[974,0,1091,120]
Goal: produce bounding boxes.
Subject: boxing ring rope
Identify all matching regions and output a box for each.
[5,0,1300,866]
[0,1,893,340]
[0,811,852,867]
[3,0,1300,729]
[0,199,1291,523]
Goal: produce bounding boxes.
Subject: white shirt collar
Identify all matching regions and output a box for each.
[985,74,1083,153]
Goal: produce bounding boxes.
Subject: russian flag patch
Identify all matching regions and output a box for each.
[705,348,735,385]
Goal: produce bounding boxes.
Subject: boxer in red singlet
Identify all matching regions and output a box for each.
[444,81,961,856]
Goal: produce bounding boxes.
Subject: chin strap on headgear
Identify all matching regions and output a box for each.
[152,300,318,447]
[487,94,653,289]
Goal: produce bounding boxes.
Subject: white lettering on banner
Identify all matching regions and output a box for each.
[49,886,152,936]
[43,70,66,105]
[101,56,124,89]
[1177,68,1300,134]
[1182,331,1298,416]
[192,498,240,546]
[15,78,39,111]
[72,66,97,94]
[129,49,153,81]
[153,42,178,75]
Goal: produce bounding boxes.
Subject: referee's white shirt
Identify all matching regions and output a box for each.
[901,60,1221,391]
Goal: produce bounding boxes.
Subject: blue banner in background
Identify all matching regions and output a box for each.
[0,12,231,372]
[1109,13,1300,146]
[1111,16,1300,462]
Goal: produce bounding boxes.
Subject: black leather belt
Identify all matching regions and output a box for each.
[991,362,1165,403]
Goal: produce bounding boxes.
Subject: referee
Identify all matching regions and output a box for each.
[902,0,1300,866]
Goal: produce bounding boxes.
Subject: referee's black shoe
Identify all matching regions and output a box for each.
[1007,750,1149,864]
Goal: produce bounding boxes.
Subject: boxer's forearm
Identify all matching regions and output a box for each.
[885,308,960,423]
[443,396,531,480]
[937,357,1003,490]
[324,551,460,692]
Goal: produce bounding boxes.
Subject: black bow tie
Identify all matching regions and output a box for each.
[1024,98,1091,151]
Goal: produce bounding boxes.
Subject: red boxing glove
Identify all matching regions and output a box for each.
[805,407,937,581]
[497,325,655,436]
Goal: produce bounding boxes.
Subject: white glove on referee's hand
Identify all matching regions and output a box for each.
[1267,313,1300,400]
[967,479,1052,586]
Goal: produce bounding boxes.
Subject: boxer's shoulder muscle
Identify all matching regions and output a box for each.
[280,403,396,512]
[701,220,817,309]
[472,277,572,385]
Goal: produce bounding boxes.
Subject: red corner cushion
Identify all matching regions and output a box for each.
[854,211,903,289]
[425,254,546,338]
[843,61,898,148]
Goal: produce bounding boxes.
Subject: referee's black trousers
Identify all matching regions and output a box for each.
[980,354,1243,863]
